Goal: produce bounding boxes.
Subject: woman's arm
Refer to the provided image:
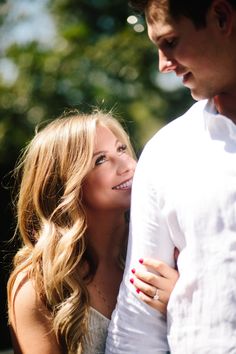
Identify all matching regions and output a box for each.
[130,254,179,315]
[9,274,62,354]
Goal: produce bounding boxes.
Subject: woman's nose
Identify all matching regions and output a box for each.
[117,156,136,176]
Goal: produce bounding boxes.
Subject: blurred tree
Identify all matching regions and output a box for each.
[0,0,193,350]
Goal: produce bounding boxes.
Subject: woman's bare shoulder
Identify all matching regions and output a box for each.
[9,270,62,354]
[10,270,46,327]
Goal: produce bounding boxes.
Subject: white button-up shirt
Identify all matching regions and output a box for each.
[105,99,236,354]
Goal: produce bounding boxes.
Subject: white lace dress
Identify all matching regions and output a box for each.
[83,307,110,354]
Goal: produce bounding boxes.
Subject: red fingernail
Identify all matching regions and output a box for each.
[136,288,140,294]
[139,258,143,264]
[131,268,136,274]
[130,278,134,284]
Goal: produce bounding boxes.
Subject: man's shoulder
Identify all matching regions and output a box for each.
[136,100,209,174]
[149,99,208,145]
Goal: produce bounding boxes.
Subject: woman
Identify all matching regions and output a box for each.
[7,110,178,354]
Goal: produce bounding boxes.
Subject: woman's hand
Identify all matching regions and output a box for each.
[130,253,179,315]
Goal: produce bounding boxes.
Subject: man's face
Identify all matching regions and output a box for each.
[145,2,234,101]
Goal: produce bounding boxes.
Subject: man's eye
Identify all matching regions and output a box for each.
[95,154,106,165]
[118,144,127,153]
[165,38,176,48]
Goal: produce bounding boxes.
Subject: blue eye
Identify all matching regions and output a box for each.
[95,154,106,165]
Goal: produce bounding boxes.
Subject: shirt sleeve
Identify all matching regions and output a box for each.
[105,140,175,353]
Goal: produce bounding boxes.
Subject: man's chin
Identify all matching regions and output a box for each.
[190,89,210,101]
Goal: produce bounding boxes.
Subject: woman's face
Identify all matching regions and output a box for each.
[83,125,136,213]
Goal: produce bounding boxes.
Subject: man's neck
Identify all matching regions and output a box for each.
[214,94,236,124]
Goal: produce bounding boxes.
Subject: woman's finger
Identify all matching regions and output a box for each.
[130,276,169,304]
[133,269,170,291]
[139,258,179,281]
[133,265,178,292]
[136,288,167,315]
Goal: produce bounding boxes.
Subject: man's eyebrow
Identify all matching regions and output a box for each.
[151,34,166,44]
[149,26,176,44]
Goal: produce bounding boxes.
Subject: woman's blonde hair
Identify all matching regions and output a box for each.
[7,109,135,353]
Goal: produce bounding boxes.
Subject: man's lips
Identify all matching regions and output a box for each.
[112,178,133,190]
[182,72,192,84]
[176,69,191,83]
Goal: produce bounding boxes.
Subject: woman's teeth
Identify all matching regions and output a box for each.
[112,179,133,190]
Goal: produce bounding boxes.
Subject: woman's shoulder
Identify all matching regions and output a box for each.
[11,269,32,294]
[9,269,47,327]
[9,270,62,354]
[11,270,35,303]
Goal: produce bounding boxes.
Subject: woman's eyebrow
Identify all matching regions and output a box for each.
[92,139,120,157]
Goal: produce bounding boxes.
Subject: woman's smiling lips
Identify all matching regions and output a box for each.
[112,178,133,190]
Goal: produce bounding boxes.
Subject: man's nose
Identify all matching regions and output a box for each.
[158,50,177,73]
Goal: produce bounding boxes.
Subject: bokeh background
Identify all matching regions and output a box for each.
[0,0,194,351]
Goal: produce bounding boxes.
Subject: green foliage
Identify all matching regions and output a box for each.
[0,0,193,162]
[0,0,192,163]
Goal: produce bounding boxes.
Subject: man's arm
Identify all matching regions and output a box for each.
[105,140,175,353]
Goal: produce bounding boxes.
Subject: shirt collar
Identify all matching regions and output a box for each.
[203,99,236,141]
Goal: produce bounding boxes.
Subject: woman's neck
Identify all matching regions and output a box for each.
[85,211,128,319]
[86,211,128,263]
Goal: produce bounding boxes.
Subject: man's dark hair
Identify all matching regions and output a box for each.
[129,0,236,28]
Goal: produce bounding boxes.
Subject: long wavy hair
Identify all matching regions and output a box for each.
[7,110,135,353]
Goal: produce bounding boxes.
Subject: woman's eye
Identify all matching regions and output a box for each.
[95,154,106,166]
[118,144,127,153]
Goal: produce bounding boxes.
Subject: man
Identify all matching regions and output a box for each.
[105,0,236,353]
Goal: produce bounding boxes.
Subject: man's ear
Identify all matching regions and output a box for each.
[212,0,234,35]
